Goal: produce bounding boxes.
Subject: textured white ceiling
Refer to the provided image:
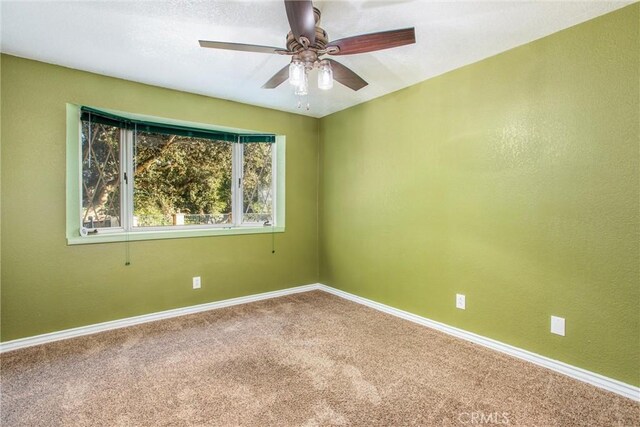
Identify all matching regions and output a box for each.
[0,1,630,118]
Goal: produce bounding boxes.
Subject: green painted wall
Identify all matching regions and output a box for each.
[319,4,639,386]
[0,55,319,341]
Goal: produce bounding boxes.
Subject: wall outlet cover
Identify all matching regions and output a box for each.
[551,316,565,336]
[193,276,201,289]
[456,294,466,310]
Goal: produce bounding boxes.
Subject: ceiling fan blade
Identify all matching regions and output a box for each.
[326,27,415,56]
[326,59,368,91]
[284,0,316,46]
[199,40,284,55]
[262,64,291,89]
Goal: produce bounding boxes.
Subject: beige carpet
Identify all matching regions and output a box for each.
[1,291,638,426]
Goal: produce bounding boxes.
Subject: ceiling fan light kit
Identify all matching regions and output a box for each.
[294,69,309,97]
[199,0,416,109]
[289,60,305,87]
[317,61,334,91]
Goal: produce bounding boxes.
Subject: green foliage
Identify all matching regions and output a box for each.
[134,132,233,226]
[82,125,274,228]
[242,143,273,222]
[81,123,121,227]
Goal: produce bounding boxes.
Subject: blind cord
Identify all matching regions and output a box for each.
[125,233,131,266]
[124,123,137,266]
[88,112,92,168]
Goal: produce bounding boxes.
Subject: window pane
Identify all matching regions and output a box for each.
[81,122,121,229]
[133,132,232,227]
[242,143,273,224]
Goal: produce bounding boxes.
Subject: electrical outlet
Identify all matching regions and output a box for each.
[456,294,466,310]
[551,316,565,336]
[192,276,201,289]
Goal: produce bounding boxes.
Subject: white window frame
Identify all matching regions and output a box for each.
[234,142,278,228]
[66,104,285,245]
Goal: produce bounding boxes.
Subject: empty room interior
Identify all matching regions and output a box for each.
[1,0,639,425]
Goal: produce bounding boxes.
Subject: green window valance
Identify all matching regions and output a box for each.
[81,107,275,143]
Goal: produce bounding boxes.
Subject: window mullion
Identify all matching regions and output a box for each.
[239,143,244,225]
[124,129,135,231]
[232,141,244,227]
[272,141,277,226]
[119,128,127,231]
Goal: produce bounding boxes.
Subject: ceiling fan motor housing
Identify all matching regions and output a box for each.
[285,6,329,65]
[286,32,328,58]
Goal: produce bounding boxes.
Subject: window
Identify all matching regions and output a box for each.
[131,131,234,228]
[81,120,122,229]
[68,105,284,244]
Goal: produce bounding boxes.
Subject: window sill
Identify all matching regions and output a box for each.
[66,226,285,245]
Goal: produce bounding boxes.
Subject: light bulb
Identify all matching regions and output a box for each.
[317,61,333,90]
[295,70,308,96]
[289,60,304,87]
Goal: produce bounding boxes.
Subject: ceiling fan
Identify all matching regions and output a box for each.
[199,0,415,95]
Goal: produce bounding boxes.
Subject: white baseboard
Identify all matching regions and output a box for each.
[0,284,320,354]
[316,284,640,402]
[1,282,637,401]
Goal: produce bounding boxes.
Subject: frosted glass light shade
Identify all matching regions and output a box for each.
[295,71,308,96]
[318,61,333,90]
[289,61,304,87]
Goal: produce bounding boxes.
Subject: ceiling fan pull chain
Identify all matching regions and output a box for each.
[296,93,310,110]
